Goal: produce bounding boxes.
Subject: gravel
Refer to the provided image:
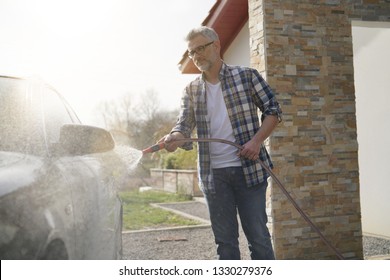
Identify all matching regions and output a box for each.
[122,201,390,260]
[363,236,390,258]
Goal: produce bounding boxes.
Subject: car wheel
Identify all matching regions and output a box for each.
[115,205,123,260]
[40,239,69,260]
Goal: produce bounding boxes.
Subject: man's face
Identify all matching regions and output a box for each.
[187,35,218,72]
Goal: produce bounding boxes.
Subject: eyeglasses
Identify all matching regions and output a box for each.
[187,41,214,58]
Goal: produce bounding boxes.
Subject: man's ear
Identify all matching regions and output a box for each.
[214,40,221,54]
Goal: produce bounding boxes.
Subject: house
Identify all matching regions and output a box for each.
[178,0,390,259]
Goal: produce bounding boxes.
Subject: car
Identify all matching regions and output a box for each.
[0,75,127,259]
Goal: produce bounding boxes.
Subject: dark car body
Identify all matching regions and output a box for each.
[0,76,126,259]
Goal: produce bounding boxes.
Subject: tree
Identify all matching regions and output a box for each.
[96,89,182,168]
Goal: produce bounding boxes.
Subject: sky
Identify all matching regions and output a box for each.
[0,0,215,125]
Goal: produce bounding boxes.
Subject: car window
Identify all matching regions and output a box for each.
[0,77,45,155]
[42,87,74,146]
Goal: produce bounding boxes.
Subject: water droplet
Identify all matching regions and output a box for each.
[114,145,143,173]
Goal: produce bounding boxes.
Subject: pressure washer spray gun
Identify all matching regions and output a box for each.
[141,137,345,259]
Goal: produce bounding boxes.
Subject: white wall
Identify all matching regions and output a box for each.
[352,21,390,238]
[223,21,250,67]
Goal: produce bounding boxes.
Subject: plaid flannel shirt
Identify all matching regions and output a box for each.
[172,63,282,194]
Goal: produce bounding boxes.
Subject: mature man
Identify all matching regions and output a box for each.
[161,26,282,260]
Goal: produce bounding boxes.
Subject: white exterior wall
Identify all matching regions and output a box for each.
[352,21,390,238]
[223,21,250,67]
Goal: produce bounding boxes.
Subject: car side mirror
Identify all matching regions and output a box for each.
[58,124,115,155]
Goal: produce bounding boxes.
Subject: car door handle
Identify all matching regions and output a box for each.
[65,204,73,215]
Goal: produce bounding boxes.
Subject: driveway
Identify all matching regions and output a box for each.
[121,200,390,260]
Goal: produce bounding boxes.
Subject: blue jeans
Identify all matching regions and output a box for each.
[205,167,275,260]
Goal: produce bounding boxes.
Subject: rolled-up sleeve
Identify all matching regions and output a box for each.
[251,70,282,123]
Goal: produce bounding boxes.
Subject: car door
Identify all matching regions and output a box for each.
[85,148,126,259]
[40,85,100,259]
[41,85,123,259]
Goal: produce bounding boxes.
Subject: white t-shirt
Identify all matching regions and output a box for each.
[206,81,242,168]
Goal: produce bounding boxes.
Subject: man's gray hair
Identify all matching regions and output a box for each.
[185,26,219,42]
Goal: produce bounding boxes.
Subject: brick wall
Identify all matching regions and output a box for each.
[248,0,389,259]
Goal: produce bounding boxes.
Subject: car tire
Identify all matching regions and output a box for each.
[116,205,123,260]
[40,239,69,260]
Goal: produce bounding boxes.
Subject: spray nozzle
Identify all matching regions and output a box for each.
[142,142,166,155]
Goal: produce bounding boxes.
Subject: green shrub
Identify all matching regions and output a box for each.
[161,147,197,169]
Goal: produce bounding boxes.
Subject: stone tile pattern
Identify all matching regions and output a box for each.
[248,0,390,259]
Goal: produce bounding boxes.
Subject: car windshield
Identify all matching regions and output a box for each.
[0,77,45,155]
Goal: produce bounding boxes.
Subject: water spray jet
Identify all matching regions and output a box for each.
[142,137,345,260]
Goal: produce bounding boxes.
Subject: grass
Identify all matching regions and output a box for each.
[119,189,201,230]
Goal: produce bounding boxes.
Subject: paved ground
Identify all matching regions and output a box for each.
[122,200,390,260]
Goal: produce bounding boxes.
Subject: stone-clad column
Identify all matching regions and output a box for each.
[248,0,371,259]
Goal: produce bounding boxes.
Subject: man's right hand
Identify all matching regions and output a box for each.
[158,132,185,152]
